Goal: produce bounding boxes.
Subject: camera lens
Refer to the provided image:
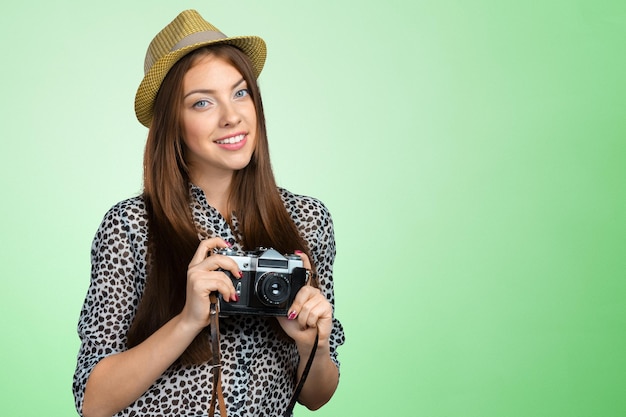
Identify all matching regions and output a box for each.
[256,272,291,306]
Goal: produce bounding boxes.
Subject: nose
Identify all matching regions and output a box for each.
[219,102,241,128]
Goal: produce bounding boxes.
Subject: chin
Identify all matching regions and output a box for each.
[229,159,253,172]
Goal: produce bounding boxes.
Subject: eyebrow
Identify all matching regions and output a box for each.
[183,78,247,99]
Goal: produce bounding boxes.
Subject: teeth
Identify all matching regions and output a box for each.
[216,134,244,145]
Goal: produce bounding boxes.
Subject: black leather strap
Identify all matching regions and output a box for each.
[283,332,319,417]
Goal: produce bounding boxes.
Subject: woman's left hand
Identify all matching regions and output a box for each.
[277,251,333,349]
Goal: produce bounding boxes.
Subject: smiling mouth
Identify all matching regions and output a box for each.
[215,134,245,145]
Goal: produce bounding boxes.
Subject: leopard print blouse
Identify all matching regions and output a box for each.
[73,185,345,416]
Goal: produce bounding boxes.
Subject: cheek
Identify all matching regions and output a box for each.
[246,107,258,134]
[181,116,194,139]
[182,116,209,143]
[248,122,258,148]
[180,129,204,156]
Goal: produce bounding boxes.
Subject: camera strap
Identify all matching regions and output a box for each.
[208,293,227,417]
[283,330,318,417]
[207,293,319,417]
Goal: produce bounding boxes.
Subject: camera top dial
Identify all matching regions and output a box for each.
[216,247,237,256]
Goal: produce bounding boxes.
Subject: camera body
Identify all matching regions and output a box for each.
[217,247,308,317]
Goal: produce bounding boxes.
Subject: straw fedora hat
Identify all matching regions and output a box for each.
[134,9,267,127]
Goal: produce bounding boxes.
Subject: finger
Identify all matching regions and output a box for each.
[191,276,232,298]
[303,291,333,326]
[188,270,238,302]
[299,297,326,329]
[199,254,243,280]
[286,286,321,320]
[189,238,231,267]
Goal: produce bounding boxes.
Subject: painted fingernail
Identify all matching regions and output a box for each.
[238,271,244,278]
[294,250,303,255]
[231,293,239,302]
[287,310,298,320]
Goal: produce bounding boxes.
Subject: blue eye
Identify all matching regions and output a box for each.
[193,100,210,109]
[234,89,250,99]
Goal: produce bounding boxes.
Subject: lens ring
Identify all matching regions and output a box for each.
[256,272,291,306]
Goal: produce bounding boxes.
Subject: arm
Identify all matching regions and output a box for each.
[279,285,340,410]
[76,211,240,417]
[277,197,345,410]
[296,331,339,410]
[82,315,203,417]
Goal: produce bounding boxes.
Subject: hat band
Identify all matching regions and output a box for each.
[170,30,228,52]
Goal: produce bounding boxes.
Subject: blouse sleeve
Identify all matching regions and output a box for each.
[72,201,146,415]
[288,193,346,371]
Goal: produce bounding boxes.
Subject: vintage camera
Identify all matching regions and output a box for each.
[216,247,308,317]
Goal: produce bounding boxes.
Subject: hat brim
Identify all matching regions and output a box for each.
[134,35,266,128]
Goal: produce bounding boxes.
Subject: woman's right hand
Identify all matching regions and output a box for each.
[83,237,242,417]
[181,238,242,331]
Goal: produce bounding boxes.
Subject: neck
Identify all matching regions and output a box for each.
[190,170,233,218]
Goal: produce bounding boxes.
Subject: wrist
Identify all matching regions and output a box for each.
[296,336,330,359]
[173,312,206,338]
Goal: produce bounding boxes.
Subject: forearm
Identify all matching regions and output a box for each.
[296,340,339,410]
[82,314,200,417]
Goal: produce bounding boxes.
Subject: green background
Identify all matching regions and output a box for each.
[1,1,624,416]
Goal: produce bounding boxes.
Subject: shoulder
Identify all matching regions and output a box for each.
[278,187,332,219]
[278,188,335,244]
[103,196,146,218]
[96,196,147,236]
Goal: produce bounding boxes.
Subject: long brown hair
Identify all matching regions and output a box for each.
[126,45,312,365]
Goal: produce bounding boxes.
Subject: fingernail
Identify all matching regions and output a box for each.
[225,241,232,247]
[238,271,244,278]
[294,250,303,255]
[287,310,298,320]
[231,293,239,302]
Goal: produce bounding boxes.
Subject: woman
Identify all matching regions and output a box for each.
[73,9,344,417]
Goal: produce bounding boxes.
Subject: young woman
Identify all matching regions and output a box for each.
[73,9,344,417]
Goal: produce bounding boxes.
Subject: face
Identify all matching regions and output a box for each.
[181,53,257,182]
